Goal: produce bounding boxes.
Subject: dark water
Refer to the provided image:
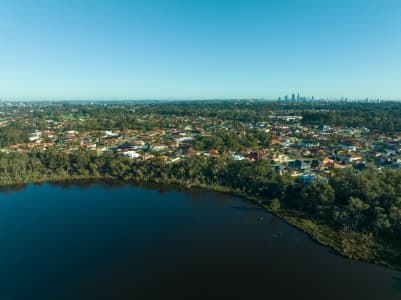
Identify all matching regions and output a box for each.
[0,182,400,300]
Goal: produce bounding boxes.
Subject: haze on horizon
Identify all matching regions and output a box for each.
[1,0,401,101]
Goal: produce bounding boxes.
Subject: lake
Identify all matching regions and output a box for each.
[0,181,400,300]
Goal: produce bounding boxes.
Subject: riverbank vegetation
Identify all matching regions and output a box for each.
[0,150,400,270]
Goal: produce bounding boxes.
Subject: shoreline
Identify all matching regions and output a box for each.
[1,176,400,272]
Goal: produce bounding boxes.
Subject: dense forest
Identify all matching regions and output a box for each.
[0,126,29,147]
[0,150,400,269]
[301,104,401,132]
[193,129,271,151]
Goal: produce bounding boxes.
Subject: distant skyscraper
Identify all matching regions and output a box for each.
[291,94,295,102]
[284,95,289,101]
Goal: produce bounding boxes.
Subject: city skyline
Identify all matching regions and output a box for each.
[1,0,401,100]
[0,93,391,102]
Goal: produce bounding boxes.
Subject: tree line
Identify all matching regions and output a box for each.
[0,150,400,268]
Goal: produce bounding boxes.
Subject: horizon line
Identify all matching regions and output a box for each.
[1,97,401,103]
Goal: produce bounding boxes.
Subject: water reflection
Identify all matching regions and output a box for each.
[393,277,401,290]
[228,205,262,212]
[269,216,279,226]
[0,184,27,194]
[0,182,400,300]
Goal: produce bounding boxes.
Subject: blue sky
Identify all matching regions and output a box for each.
[1,0,401,100]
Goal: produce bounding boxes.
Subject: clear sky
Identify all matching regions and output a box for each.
[1,0,401,100]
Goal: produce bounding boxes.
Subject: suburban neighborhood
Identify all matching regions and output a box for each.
[1,101,401,184]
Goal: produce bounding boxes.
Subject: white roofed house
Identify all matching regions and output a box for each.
[175,137,194,144]
[342,154,362,164]
[337,144,358,151]
[121,150,141,159]
[103,131,119,138]
[66,130,78,135]
[151,144,169,151]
